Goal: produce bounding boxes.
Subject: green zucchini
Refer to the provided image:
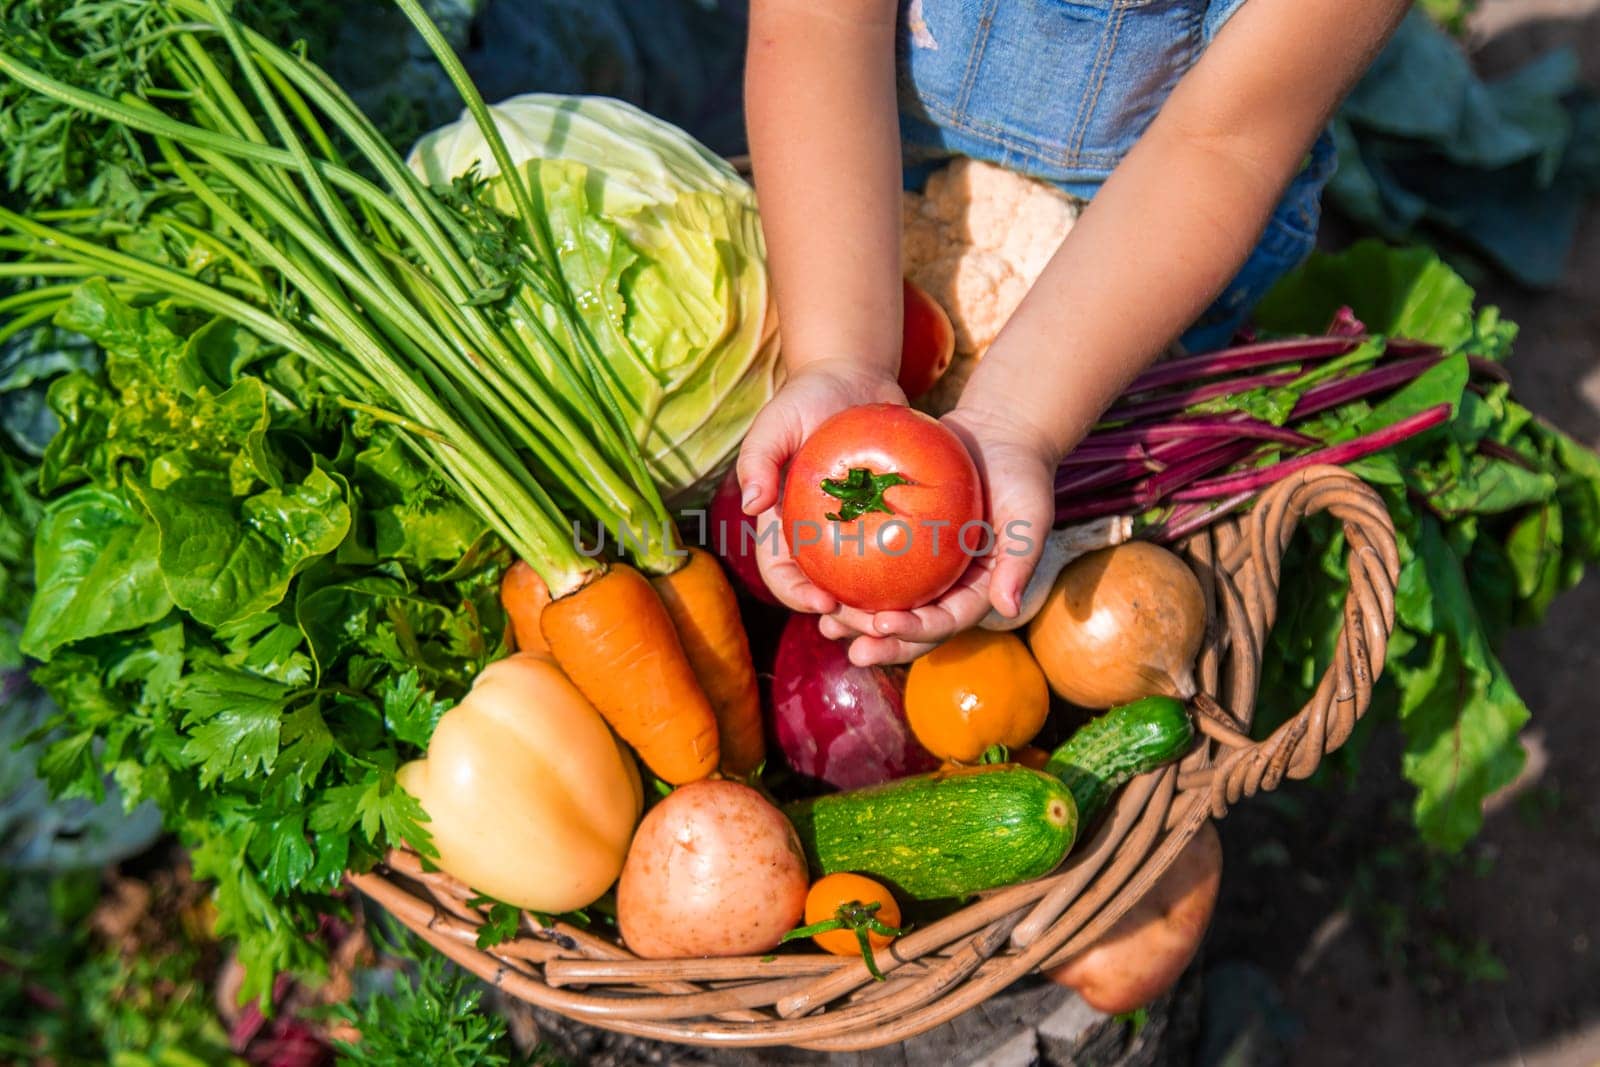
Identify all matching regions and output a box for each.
[784,766,1077,901]
[1045,695,1195,823]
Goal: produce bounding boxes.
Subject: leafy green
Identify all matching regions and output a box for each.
[1394,520,1530,845]
[13,280,507,1002]
[1329,10,1600,287]
[331,927,551,1067]
[1255,243,1600,848]
[409,95,777,504]
[1255,241,1477,346]
[175,666,295,785]
[354,432,487,564]
[465,894,524,949]
[21,486,172,660]
[133,464,351,628]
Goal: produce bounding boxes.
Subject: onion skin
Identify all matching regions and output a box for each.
[707,468,780,605]
[1026,541,1205,709]
[771,614,940,790]
[1045,822,1222,1013]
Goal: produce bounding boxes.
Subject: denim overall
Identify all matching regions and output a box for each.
[896,0,1337,352]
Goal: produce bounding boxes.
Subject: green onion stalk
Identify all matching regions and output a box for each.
[0,0,692,597]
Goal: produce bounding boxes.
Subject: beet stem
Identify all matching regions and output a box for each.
[1082,415,1319,450]
[1101,369,1302,424]
[1289,355,1443,420]
[1124,336,1362,393]
[1167,404,1452,502]
[1132,440,1262,507]
[1148,490,1258,543]
[1055,492,1140,525]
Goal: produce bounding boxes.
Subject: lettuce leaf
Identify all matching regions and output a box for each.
[21,486,171,660]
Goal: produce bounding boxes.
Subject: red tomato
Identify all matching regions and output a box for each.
[781,404,983,612]
[898,278,955,400]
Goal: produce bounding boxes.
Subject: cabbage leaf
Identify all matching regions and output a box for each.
[409,94,779,503]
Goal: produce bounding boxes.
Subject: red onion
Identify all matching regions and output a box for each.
[770,614,938,789]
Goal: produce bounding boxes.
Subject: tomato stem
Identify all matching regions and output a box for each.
[779,899,907,981]
[821,467,908,522]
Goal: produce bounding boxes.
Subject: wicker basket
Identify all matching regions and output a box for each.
[347,464,1398,1052]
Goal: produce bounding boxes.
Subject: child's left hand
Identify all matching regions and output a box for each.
[818,404,1059,665]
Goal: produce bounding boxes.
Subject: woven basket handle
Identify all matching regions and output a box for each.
[1179,465,1399,818]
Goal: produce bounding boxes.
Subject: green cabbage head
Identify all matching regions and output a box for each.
[408,94,779,504]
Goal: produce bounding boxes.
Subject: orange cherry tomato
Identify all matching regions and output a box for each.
[905,630,1050,762]
[804,873,902,956]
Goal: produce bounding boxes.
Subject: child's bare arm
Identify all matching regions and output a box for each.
[958,0,1412,460]
[839,0,1410,663]
[737,0,906,613]
[744,0,903,384]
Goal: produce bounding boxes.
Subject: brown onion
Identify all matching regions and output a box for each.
[1025,541,1205,708]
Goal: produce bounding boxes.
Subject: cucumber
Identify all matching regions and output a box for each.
[784,765,1077,901]
[1045,696,1195,823]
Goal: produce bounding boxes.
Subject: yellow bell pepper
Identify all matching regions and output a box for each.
[397,652,643,912]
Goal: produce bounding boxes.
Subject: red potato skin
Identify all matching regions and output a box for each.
[618,781,810,959]
[782,404,983,612]
[1045,822,1222,1014]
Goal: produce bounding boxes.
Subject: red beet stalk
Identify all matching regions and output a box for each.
[1101,369,1302,424]
[1055,440,1260,519]
[1055,491,1142,525]
[1147,490,1258,543]
[1124,335,1362,393]
[1056,440,1174,468]
[1054,454,1169,497]
[1167,404,1452,502]
[1132,439,1262,507]
[1289,354,1445,420]
[1078,415,1319,451]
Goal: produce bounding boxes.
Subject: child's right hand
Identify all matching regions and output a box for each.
[735,358,907,615]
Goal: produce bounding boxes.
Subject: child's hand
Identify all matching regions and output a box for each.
[736,358,907,614]
[818,404,1058,665]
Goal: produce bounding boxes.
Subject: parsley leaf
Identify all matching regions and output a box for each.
[311,766,434,858]
[382,669,450,749]
[175,667,293,786]
[465,896,523,950]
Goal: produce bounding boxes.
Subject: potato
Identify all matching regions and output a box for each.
[618,780,810,958]
[1045,822,1222,1014]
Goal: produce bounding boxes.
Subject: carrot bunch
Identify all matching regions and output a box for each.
[502,549,763,784]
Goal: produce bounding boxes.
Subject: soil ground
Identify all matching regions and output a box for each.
[1200,3,1600,1064]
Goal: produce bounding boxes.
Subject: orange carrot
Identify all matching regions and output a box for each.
[541,564,720,784]
[500,559,552,655]
[651,548,766,776]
